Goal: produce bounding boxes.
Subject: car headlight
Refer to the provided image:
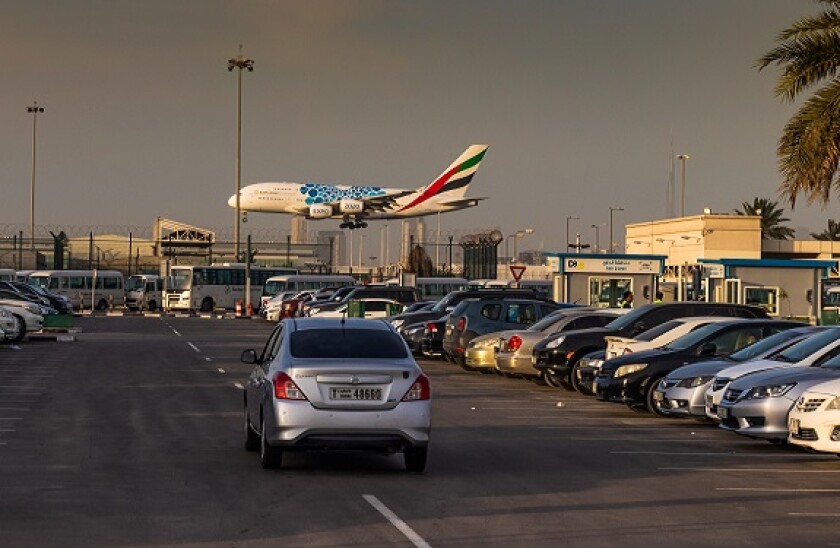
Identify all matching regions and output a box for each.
[676,375,714,388]
[545,336,565,349]
[614,364,647,378]
[821,396,840,410]
[744,383,796,400]
[391,319,405,329]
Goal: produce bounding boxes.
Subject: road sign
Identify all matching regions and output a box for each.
[510,265,527,282]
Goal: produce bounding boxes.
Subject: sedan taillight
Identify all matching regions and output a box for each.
[457,318,466,331]
[426,322,438,333]
[507,335,522,352]
[273,372,307,400]
[402,374,431,401]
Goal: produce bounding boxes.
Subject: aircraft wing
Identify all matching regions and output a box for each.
[361,190,414,212]
[437,197,488,208]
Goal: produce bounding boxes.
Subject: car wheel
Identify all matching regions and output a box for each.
[645,379,667,416]
[404,445,428,473]
[9,315,25,343]
[200,298,214,313]
[260,418,283,469]
[244,405,259,452]
[570,361,592,395]
[543,371,565,388]
[95,298,108,311]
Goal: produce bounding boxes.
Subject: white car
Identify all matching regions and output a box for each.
[0,301,43,342]
[315,298,403,319]
[604,317,730,360]
[788,378,840,455]
[705,327,840,420]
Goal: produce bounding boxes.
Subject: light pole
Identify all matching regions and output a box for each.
[228,45,254,261]
[591,223,606,253]
[566,216,579,251]
[609,207,624,254]
[506,228,534,264]
[27,101,44,251]
[677,154,690,217]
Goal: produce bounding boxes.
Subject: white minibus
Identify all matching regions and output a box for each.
[28,270,125,310]
[167,265,297,312]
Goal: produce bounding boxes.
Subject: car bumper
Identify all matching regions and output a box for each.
[594,374,642,403]
[496,353,539,376]
[465,347,497,369]
[421,337,443,357]
[705,389,725,420]
[655,383,710,417]
[577,364,601,393]
[532,349,571,376]
[717,397,795,440]
[788,409,840,454]
[265,400,431,449]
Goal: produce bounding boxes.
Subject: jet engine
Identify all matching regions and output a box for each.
[308,204,333,219]
[338,200,364,214]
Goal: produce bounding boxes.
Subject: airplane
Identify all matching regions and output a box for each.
[227,144,489,229]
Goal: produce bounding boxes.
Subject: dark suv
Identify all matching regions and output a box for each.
[532,303,770,389]
[443,298,561,365]
[308,286,421,315]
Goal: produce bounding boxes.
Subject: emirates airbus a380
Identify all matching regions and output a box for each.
[228,145,488,229]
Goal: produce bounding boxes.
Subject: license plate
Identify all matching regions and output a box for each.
[652,391,664,402]
[789,418,800,435]
[718,406,729,419]
[330,387,382,401]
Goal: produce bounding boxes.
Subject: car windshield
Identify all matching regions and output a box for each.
[29,275,49,289]
[635,319,685,342]
[125,276,145,291]
[431,292,459,313]
[663,323,731,351]
[729,329,811,362]
[290,329,408,359]
[604,305,653,331]
[774,328,840,363]
[170,269,191,290]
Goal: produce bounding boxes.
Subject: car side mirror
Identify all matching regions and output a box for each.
[241,349,259,364]
[698,342,717,357]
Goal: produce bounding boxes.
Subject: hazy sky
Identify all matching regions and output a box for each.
[0,0,828,253]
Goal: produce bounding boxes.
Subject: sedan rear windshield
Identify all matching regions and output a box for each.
[290,329,408,359]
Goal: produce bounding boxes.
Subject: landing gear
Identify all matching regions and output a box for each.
[339,215,368,230]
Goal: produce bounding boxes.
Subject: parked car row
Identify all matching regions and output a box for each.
[401,296,840,458]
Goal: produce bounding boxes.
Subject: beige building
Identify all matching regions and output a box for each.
[625,214,762,267]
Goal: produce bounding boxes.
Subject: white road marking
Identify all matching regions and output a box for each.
[0,408,29,411]
[205,357,213,362]
[217,368,226,374]
[660,467,840,474]
[187,342,200,352]
[172,329,181,337]
[788,513,840,517]
[362,494,431,548]
[233,382,244,390]
[0,418,24,420]
[718,488,840,493]
[0,429,15,432]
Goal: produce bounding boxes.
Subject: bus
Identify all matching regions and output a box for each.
[125,274,165,311]
[261,275,356,311]
[28,270,125,310]
[166,264,298,312]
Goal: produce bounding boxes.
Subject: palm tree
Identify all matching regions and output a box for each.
[757,1,840,207]
[734,198,796,240]
[811,219,840,240]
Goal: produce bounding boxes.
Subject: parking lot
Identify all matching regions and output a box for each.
[1,316,839,547]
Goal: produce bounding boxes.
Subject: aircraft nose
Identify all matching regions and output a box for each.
[227,194,237,208]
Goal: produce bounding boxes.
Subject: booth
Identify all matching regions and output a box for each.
[546,253,667,307]
[698,258,835,323]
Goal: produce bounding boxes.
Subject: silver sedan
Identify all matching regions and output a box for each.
[241,318,432,471]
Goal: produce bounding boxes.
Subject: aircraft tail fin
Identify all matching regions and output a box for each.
[399,145,488,212]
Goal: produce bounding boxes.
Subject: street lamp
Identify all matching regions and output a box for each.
[506,228,534,264]
[591,223,606,254]
[677,154,690,217]
[228,45,254,261]
[609,207,624,254]
[565,216,579,251]
[27,101,44,251]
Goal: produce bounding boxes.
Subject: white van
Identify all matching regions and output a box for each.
[28,270,125,310]
[125,274,164,311]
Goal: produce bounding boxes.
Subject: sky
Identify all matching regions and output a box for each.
[0,0,831,256]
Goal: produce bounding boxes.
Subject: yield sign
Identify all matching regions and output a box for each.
[510,265,527,282]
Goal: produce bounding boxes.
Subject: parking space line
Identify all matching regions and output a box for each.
[788,513,840,517]
[217,368,226,374]
[233,382,244,390]
[362,494,431,548]
[574,439,718,443]
[718,488,840,493]
[0,429,16,432]
[205,357,213,362]
[617,451,824,457]
[187,342,200,352]
[660,467,840,473]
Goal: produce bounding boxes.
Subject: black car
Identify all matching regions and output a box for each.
[401,319,431,355]
[594,319,806,413]
[308,286,421,315]
[532,302,771,389]
[300,286,357,315]
[421,317,448,358]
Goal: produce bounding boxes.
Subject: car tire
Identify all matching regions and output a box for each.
[645,378,667,416]
[260,418,283,469]
[543,371,565,388]
[244,405,259,452]
[95,298,108,311]
[570,361,592,395]
[200,297,214,313]
[9,315,25,343]
[404,446,428,473]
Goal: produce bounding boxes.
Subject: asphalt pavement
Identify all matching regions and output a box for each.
[1,316,839,547]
